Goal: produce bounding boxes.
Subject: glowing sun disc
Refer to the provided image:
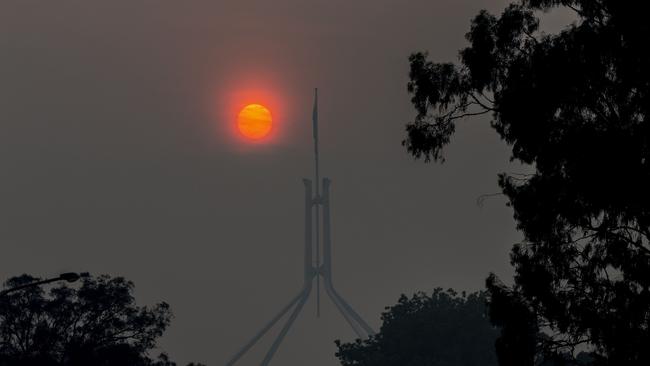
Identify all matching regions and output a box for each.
[237,104,273,140]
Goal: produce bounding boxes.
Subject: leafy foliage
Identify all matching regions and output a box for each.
[335,289,498,366]
[0,274,175,366]
[405,1,650,364]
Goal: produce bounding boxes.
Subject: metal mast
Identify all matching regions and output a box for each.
[225,88,374,366]
[313,88,321,317]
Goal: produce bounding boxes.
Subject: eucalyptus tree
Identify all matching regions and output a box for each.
[404,1,650,364]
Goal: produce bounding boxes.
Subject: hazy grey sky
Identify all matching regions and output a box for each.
[0,1,574,365]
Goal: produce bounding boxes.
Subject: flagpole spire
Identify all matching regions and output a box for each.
[313,87,319,180]
[312,87,320,317]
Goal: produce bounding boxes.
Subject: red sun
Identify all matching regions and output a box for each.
[237,104,273,140]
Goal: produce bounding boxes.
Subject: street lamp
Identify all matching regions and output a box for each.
[0,272,89,297]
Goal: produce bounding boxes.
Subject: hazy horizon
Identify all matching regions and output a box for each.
[0,1,574,365]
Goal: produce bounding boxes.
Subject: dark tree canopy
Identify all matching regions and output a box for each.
[405,1,649,365]
[0,274,176,366]
[335,289,499,366]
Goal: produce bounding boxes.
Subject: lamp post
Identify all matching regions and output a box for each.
[0,272,89,297]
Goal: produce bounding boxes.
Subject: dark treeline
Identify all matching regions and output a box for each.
[336,289,500,366]
[0,275,204,366]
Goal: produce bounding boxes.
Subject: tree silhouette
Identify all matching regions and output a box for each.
[404,1,649,364]
[335,289,498,366]
[0,274,197,366]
